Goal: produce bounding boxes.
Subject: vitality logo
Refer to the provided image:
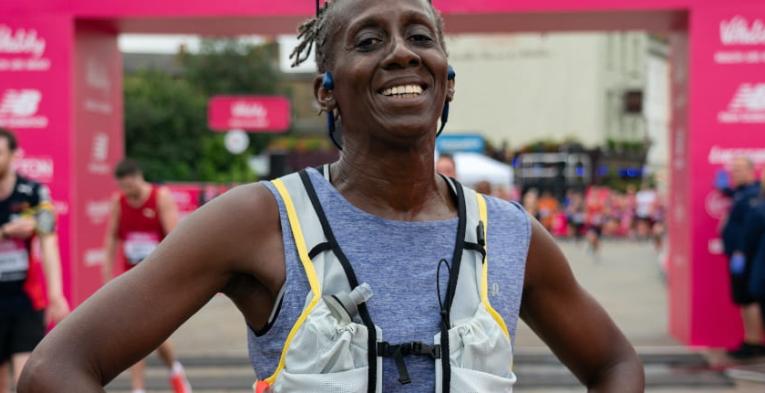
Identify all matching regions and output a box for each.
[720,16,765,46]
[0,25,46,58]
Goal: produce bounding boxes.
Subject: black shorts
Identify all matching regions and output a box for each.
[729,256,756,305]
[730,274,755,305]
[0,305,44,362]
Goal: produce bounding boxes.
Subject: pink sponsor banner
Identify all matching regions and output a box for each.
[166,183,235,221]
[6,0,704,18]
[71,27,124,306]
[208,96,290,133]
[0,15,74,301]
[166,184,201,221]
[684,5,765,347]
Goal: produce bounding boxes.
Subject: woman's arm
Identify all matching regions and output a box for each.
[19,183,283,392]
[520,219,644,392]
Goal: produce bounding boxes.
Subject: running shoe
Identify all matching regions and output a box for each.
[170,370,192,393]
[727,341,765,360]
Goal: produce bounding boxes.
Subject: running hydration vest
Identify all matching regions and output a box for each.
[254,168,516,393]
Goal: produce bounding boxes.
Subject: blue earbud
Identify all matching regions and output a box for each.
[323,72,335,91]
[437,66,456,136]
[322,72,341,150]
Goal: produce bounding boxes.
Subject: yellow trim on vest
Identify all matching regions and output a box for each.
[265,179,322,384]
[476,194,511,339]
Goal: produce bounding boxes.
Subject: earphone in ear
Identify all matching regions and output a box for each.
[437,65,456,136]
[323,72,334,91]
[322,72,342,150]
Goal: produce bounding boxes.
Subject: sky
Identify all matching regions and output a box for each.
[118,34,317,73]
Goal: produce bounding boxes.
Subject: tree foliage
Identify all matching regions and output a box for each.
[124,39,282,183]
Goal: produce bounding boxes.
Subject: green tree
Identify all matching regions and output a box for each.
[181,39,283,157]
[125,38,284,182]
[180,39,279,96]
[124,70,207,182]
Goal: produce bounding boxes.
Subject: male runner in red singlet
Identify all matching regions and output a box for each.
[102,159,191,393]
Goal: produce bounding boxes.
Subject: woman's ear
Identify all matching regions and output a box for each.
[446,78,455,103]
[314,74,336,112]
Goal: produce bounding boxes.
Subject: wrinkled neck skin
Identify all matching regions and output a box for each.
[331,130,456,221]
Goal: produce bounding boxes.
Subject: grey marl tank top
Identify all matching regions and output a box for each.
[248,167,531,392]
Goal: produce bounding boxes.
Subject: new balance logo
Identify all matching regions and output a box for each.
[718,83,765,124]
[0,89,48,129]
[0,89,40,117]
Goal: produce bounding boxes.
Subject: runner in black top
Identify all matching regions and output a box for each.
[0,128,69,392]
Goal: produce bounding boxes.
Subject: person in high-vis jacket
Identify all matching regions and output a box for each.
[19,0,644,392]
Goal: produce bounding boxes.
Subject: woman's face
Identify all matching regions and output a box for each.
[321,0,451,145]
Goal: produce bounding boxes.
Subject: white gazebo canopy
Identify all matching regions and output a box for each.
[453,152,514,187]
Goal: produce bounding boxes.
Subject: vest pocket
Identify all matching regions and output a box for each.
[450,366,516,393]
[272,298,382,393]
[274,366,369,393]
[285,299,371,373]
[436,303,516,392]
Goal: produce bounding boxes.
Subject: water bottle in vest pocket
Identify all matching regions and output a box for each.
[266,284,382,393]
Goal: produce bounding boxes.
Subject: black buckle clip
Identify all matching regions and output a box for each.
[378,341,442,385]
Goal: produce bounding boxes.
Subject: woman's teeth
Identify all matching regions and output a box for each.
[381,84,423,97]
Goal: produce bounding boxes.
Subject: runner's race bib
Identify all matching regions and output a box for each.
[124,232,160,265]
[0,238,30,282]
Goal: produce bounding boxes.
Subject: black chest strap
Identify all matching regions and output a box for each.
[378,341,441,385]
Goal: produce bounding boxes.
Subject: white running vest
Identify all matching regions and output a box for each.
[254,168,516,393]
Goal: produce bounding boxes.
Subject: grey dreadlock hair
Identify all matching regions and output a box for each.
[289,0,446,72]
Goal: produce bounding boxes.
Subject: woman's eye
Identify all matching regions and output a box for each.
[411,34,432,42]
[357,37,382,51]
[410,34,434,46]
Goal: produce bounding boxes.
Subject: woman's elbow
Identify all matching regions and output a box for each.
[593,349,645,392]
[17,347,101,393]
[17,352,58,393]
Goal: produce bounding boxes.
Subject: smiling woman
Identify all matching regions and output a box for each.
[18,0,643,392]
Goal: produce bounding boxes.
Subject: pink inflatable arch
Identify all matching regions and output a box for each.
[1,0,764,348]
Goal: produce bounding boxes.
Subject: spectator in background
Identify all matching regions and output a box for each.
[651,193,666,252]
[585,188,605,257]
[435,154,456,179]
[523,188,540,220]
[635,183,657,239]
[736,170,765,316]
[474,180,492,195]
[538,191,559,231]
[566,191,586,240]
[0,128,69,392]
[492,185,516,202]
[720,156,763,359]
[101,159,191,393]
